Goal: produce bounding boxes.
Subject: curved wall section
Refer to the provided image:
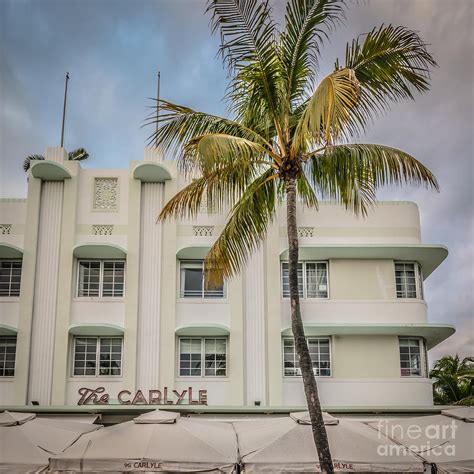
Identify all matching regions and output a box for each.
[283,378,433,407]
[281,300,428,326]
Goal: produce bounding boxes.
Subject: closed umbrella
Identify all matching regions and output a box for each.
[234,412,425,472]
[50,409,238,472]
[0,411,101,473]
[369,407,474,473]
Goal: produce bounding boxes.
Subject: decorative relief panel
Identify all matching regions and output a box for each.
[93,178,118,211]
[193,225,214,237]
[298,226,315,238]
[92,224,114,236]
[0,224,12,235]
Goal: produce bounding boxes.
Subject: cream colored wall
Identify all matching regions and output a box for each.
[282,201,422,245]
[281,300,428,326]
[0,199,26,253]
[0,199,27,223]
[75,169,130,226]
[282,378,433,407]
[329,259,396,300]
[332,335,401,378]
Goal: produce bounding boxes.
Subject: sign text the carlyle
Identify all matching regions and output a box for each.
[77,387,208,405]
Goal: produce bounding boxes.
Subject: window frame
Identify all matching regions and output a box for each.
[71,336,123,378]
[179,260,226,299]
[76,259,126,299]
[0,259,22,298]
[0,336,17,377]
[398,337,427,377]
[282,336,332,378]
[281,261,329,299]
[395,261,423,300]
[178,336,228,378]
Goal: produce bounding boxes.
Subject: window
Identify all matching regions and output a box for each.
[283,337,331,376]
[73,337,122,376]
[77,260,125,297]
[179,337,227,377]
[0,336,16,376]
[281,261,328,298]
[0,260,22,297]
[399,338,426,377]
[179,261,224,298]
[395,262,423,299]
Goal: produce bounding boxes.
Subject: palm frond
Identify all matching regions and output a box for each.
[159,158,268,220]
[430,355,474,404]
[183,133,278,175]
[226,64,281,140]
[204,168,278,283]
[292,68,360,154]
[68,148,89,161]
[207,0,284,141]
[146,100,270,173]
[281,0,345,107]
[297,171,319,208]
[343,24,437,130]
[23,154,45,172]
[308,143,439,215]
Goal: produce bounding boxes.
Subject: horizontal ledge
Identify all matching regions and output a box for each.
[0,243,23,259]
[281,323,455,350]
[73,243,127,259]
[0,324,18,336]
[176,246,211,260]
[69,323,124,336]
[279,244,448,279]
[30,160,72,180]
[133,162,172,182]
[175,324,230,336]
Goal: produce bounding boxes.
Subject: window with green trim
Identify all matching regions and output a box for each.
[72,336,122,376]
[178,337,227,377]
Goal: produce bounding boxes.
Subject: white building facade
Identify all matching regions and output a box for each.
[0,147,454,409]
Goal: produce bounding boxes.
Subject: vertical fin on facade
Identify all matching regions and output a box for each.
[136,182,164,391]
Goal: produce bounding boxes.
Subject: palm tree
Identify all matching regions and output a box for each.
[148,1,438,471]
[23,148,89,172]
[430,355,474,405]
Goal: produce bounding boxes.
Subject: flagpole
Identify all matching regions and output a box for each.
[155,71,160,148]
[60,72,70,148]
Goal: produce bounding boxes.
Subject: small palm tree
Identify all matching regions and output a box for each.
[148,1,438,471]
[430,355,474,405]
[23,148,89,172]
[22,154,45,172]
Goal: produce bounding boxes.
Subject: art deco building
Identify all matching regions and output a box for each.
[0,147,454,409]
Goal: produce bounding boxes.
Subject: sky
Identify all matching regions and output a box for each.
[0,0,472,363]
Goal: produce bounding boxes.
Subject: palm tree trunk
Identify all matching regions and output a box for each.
[286,177,334,474]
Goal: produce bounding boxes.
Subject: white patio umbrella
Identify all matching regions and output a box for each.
[0,411,102,473]
[234,412,425,472]
[368,407,474,473]
[50,409,238,472]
